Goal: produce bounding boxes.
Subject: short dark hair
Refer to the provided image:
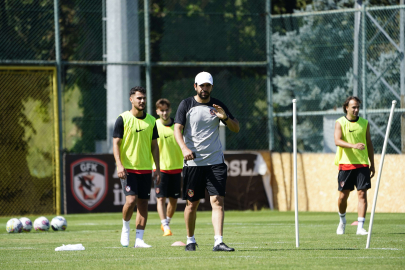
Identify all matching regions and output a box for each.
[130,86,146,97]
[155,98,171,109]
[343,96,361,114]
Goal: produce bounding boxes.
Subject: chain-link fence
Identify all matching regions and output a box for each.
[1,1,404,215]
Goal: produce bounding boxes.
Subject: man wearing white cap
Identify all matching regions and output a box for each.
[174,71,240,252]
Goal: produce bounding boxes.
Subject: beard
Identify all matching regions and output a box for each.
[197,91,210,100]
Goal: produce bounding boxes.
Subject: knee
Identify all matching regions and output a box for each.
[185,201,199,213]
[137,198,149,209]
[210,196,224,209]
[157,197,165,204]
[125,196,137,208]
[358,190,367,201]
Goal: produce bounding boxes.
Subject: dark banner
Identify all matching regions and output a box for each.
[64,153,271,214]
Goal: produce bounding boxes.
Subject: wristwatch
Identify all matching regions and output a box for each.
[223,114,229,121]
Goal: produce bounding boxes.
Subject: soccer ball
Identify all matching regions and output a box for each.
[51,216,67,231]
[19,217,32,232]
[34,216,50,231]
[6,218,22,233]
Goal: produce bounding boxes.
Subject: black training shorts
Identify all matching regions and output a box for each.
[182,163,227,201]
[155,172,181,198]
[120,173,152,199]
[338,167,371,191]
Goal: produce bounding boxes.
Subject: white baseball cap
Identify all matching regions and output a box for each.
[195,72,213,85]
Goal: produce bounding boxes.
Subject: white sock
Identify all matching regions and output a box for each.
[123,219,130,231]
[161,219,170,230]
[187,235,196,244]
[167,216,172,224]
[214,235,223,246]
[136,229,144,241]
[339,212,346,224]
[358,217,365,230]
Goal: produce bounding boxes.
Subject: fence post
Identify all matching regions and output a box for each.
[361,2,367,119]
[353,0,362,97]
[144,0,152,115]
[53,0,63,215]
[400,0,405,153]
[266,0,274,150]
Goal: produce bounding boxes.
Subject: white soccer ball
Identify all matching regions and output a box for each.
[51,216,67,231]
[34,216,50,231]
[6,218,22,233]
[19,217,32,232]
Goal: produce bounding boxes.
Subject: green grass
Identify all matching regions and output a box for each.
[0,211,404,269]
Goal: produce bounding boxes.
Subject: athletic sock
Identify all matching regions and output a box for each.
[187,235,196,244]
[123,219,130,231]
[161,219,170,230]
[339,212,346,224]
[136,229,144,240]
[358,217,365,230]
[167,216,172,225]
[214,235,223,246]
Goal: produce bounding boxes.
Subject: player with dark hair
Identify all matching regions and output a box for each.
[113,86,161,248]
[153,98,183,237]
[174,72,240,251]
[334,96,375,235]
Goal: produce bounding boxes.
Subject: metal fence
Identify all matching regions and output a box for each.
[1,1,404,214]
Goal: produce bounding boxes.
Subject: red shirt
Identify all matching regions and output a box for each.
[339,164,369,170]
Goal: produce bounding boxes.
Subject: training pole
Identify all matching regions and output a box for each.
[366,100,397,249]
[292,99,299,248]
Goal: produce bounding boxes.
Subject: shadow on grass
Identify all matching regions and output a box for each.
[237,248,360,252]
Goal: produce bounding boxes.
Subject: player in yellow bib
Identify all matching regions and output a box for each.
[153,98,183,237]
[334,96,375,236]
[113,86,161,248]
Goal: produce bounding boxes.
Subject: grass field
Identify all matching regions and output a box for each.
[0,210,404,269]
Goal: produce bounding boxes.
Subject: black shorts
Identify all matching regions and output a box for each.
[338,167,371,191]
[182,163,227,202]
[120,173,152,199]
[155,172,181,198]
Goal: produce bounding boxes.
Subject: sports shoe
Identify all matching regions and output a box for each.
[336,223,346,235]
[120,228,129,247]
[161,224,164,231]
[212,242,235,252]
[185,242,198,251]
[134,239,152,248]
[163,229,172,236]
[356,228,368,235]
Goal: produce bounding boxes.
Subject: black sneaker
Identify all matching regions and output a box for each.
[185,242,198,251]
[212,242,235,252]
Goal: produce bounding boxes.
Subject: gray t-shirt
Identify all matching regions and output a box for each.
[174,96,234,166]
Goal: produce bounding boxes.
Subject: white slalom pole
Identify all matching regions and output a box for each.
[292,99,299,248]
[366,100,397,249]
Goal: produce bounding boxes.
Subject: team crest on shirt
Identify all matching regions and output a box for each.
[156,188,160,194]
[188,189,194,197]
[126,186,131,192]
[209,109,216,116]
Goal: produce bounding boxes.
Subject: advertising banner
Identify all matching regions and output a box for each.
[64,152,272,214]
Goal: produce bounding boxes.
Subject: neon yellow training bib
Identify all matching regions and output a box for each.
[153,120,183,171]
[119,111,156,170]
[334,116,369,166]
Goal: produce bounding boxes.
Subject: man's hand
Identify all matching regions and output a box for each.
[369,164,375,178]
[353,143,365,150]
[154,170,161,185]
[212,104,227,120]
[182,147,195,161]
[117,164,128,179]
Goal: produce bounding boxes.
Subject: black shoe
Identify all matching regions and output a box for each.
[212,242,235,252]
[185,243,198,251]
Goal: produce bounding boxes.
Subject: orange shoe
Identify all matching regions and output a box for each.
[160,224,164,231]
[163,229,172,236]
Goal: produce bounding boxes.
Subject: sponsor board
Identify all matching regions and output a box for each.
[64,152,271,213]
